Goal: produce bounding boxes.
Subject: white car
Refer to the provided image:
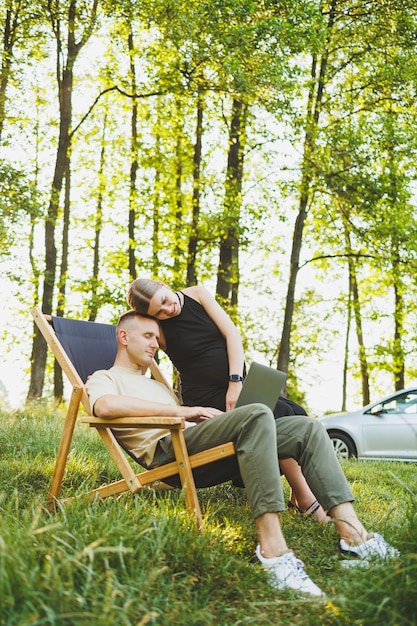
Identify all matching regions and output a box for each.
[317,387,417,462]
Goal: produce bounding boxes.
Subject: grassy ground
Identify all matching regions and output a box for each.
[0,404,416,625]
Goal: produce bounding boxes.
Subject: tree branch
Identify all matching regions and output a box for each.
[70,85,169,138]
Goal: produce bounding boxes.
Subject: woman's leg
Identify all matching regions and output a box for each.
[274,398,329,523]
[280,458,330,523]
[275,415,354,514]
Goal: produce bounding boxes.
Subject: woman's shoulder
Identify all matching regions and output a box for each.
[182,284,211,304]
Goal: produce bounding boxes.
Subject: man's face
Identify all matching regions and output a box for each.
[121,317,160,367]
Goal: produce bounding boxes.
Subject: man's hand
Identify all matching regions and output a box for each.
[182,406,223,423]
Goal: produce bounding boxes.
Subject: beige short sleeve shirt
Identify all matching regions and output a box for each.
[86,366,194,466]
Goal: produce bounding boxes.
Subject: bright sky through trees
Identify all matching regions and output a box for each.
[1,0,417,413]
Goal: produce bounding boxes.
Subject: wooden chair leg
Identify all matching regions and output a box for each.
[47,386,82,508]
[170,430,203,531]
[95,427,142,493]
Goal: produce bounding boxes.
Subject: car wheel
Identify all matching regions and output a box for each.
[327,431,356,459]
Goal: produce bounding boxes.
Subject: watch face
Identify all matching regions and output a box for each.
[229,375,243,382]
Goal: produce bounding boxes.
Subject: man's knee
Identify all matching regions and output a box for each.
[243,403,276,437]
[277,414,330,447]
[306,416,329,440]
[296,415,334,457]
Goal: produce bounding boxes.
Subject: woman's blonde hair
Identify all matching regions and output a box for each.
[127,278,161,314]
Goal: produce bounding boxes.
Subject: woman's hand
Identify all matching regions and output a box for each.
[225,382,243,412]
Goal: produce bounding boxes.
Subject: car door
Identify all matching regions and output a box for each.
[361,390,417,460]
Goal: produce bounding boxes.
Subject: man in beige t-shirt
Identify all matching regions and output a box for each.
[87,365,197,467]
[86,311,399,598]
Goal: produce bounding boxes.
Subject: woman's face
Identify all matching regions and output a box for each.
[147,285,181,320]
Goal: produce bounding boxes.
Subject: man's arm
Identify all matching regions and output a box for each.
[93,394,222,423]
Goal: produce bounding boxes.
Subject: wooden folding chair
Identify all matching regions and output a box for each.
[31,305,235,530]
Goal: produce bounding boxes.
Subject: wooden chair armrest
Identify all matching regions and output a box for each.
[82,415,185,430]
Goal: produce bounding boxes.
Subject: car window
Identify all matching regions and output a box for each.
[381,391,417,414]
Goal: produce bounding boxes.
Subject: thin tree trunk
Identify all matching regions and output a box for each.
[186,89,203,286]
[27,69,72,399]
[343,222,370,404]
[216,98,246,313]
[342,276,352,412]
[350,263,370,406]
[173,113,183,277]
[88,113,106,322]
[392,236,405,390]
[128,29,138,280]
[53,157,71,401]
[277,0,337,373]
[151,131,161,274]
[0,4,18,144]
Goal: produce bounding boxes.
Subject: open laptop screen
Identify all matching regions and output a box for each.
[235,362,287,411]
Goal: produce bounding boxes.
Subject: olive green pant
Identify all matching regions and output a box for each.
[151,403,353,519]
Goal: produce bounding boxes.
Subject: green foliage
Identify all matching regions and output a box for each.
[0,405,416,625]
[4,0,417,410]
[0,161,41,256]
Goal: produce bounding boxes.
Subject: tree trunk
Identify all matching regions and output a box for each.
[53,157,72,401]
[128,29,138,281]
[392,236,405,390]
[173,114,184,278]
[277,0,337,373]
[186,89,204,286]
[88,113,106,322]
[0,5,17,144]
[27,0,98,401]
[151,131,162,275]
[216,98,246,313]
[27,75,71,399]
[342,222,370,405]
[342,276,352,412]
[350,262,370,406]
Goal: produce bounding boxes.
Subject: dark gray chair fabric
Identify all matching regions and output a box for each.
[51,315,143,464]
[51,316,117,383]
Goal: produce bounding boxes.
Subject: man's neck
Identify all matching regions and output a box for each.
[113,356,146,373]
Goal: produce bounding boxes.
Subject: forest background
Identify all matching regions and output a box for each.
[1,0,417,416]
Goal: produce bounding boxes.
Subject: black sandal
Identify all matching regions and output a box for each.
[288,499,321,517]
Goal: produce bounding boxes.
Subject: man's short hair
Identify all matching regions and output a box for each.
[116,310,159,333]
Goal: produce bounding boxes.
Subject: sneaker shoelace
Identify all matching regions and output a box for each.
[341,533,399,560]
[291,555,307,576]
[282,553,325,596]
[370,533,400,558]
[280,553,309,581]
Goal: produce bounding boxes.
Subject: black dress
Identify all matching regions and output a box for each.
[160,292,229,410]
[160,292,306,418]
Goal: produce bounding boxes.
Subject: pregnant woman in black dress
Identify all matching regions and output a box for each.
[127,278,329,522]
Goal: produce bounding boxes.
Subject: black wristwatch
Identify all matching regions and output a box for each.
[229,374,243,382]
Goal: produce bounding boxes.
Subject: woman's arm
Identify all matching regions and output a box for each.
[185,285,245,411]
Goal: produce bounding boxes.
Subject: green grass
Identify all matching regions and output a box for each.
[0,405,416,625]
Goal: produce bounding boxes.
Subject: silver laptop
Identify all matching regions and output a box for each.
[235,362,287,411]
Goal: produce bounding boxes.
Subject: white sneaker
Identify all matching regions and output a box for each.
[340,532,400,566]
[256,545,325,597]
